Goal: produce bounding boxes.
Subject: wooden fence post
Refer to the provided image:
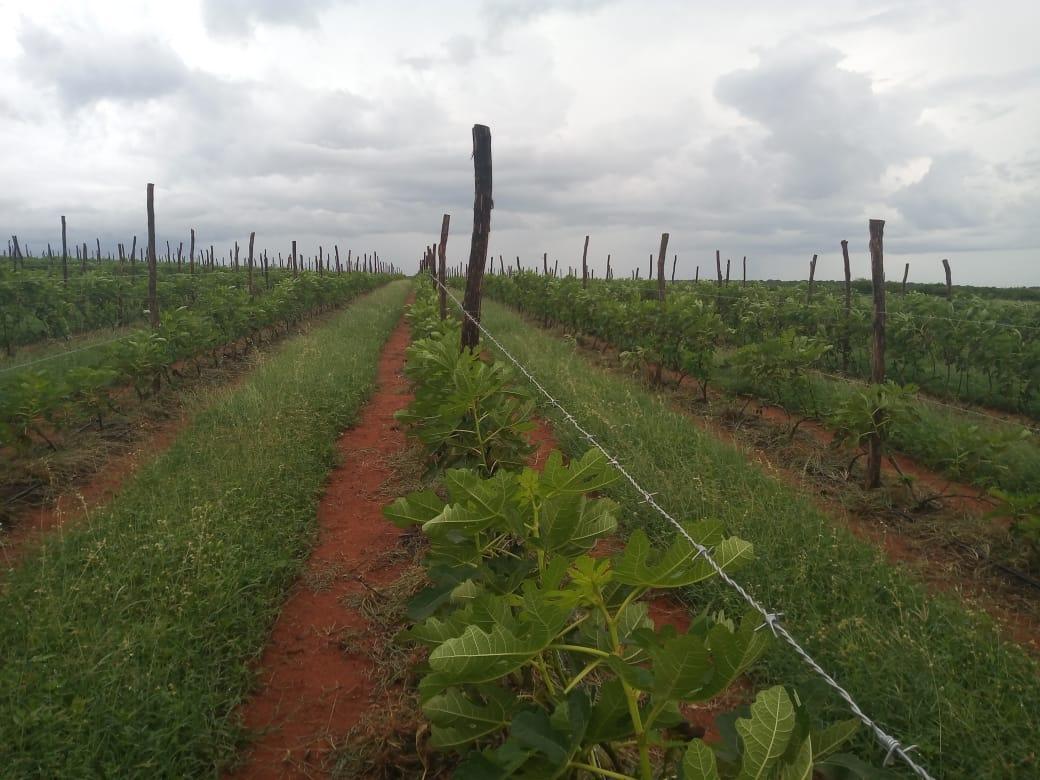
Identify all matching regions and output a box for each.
[742,256,747,287]
[807,253,818,303]
[147,184,159,330]
[867,219,886,490]
[247,232,255,296]
[292,240,298,278]
[942,258,952,299]
[671,254,677,283]
[61,216,69,284]
[96,238,102,263]
[581,235,590,288]
[189,228,195,274]
[554,259,559,278]
[438,213,450,320]
[841,239,851,372]
[695,265,699,283]
[461,124,492,352]
[901,262,909,294]
[725,258,731,286]
[656,233,669,303]
[130,236,137,271]
[715,249,722,286]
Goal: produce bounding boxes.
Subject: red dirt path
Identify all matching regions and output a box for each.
[227,315,413,779]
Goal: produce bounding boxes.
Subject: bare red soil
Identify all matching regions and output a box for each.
[227,316,413,779]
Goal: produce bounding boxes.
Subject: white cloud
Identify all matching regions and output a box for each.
[1,0,1038,284]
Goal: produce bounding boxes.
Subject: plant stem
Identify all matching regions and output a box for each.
[567,761,638,780]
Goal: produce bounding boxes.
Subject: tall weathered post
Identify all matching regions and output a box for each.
[147,184,159,330]
[841,239,851,372]
[715,249,722,286]
[189,228,196,275]
[292,240,298,278]
[247,232,255,296]
[807,253,818,303]
[61,216,69,284]
[460,124,492,352]
[656,233,669,303]
[581,235,590,288]
[438,213,450,320]
[942,258,952,299]
[742,256,747,287]
[867,219,886,490]
[901,262,909,294]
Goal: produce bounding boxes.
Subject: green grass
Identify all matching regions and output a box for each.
[480,299,1040,779]
[0,280,410,778]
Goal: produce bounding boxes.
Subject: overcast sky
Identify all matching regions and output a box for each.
[2,0,1038,284]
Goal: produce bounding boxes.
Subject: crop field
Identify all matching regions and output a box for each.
[3,165,1039,780]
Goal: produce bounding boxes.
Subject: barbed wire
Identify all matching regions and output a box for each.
[0,333,138,377]
[432,275,936,780]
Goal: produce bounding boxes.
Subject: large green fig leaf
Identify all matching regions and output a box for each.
[585,678,633,743]
[683,740,721,780]
[429,625,542,684]
[613,523,752,589]
[698,611,772,699]
[649,632,712,701]
[540,449,618,496]
[383,489,444,528]
[735,686,796,780]
[812,719,859,760]
[780,735,813,780]
[538,495,618,554]
[424,686,519,749]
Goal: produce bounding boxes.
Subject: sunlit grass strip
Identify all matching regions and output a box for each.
[0,280,410,778]
[480,299,1040,779]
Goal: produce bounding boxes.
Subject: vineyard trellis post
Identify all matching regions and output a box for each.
[438,214,450,321]
[655,232,670,385]
[841,239,851,373]
[867,219,886,490]
[146,183,162,392]
[581,235,590,288]
[247,232,255,296]
[61,216,69,284]
[656,233,669,303]
[460,124,492,352]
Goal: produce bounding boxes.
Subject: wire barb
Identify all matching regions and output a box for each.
[431,275,937,780]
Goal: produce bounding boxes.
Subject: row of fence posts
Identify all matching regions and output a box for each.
[422,123,907,490]
[6,228,396,280]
